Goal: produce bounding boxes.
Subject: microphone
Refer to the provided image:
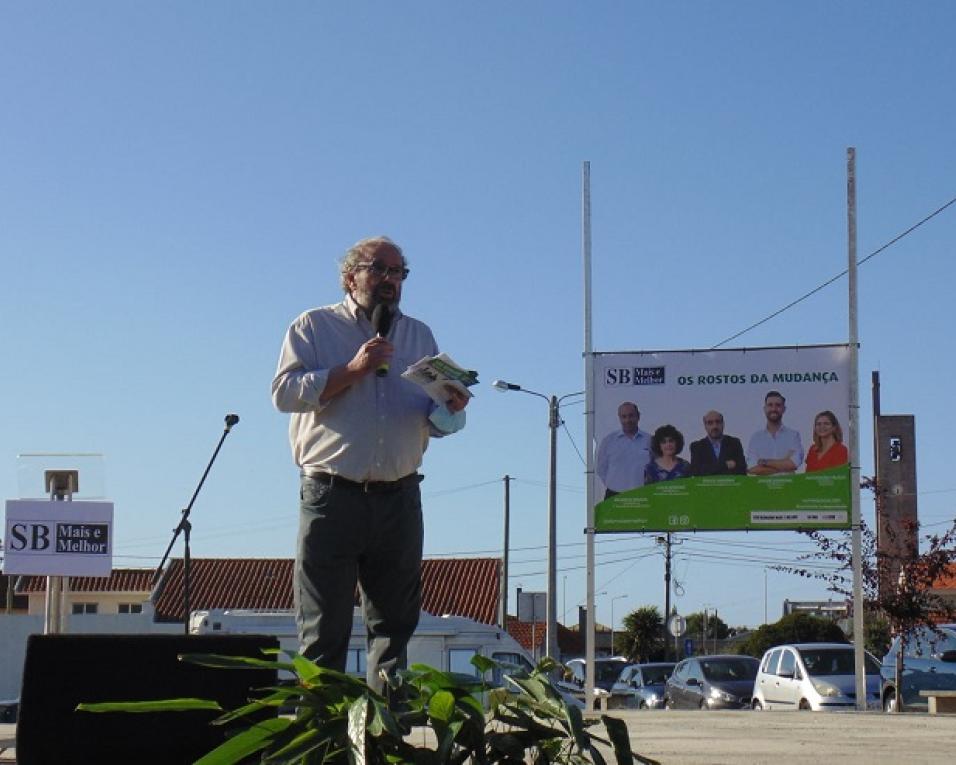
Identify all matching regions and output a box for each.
[370,303,392,377]
[225,414,240,431]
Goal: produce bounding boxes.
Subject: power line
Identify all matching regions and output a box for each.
[423,478,502,498]
[561,419,587,466]
[712,194,956,348]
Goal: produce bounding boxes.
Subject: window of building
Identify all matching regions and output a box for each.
[72,603,98,615]
[118,603,143,614]
[345,648,366,675]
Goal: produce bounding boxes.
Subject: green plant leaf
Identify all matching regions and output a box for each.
[409,664,484,693]
[601,714,661,765]
[178,652,296,674]
[470,653,497,676]
[455,693,486,728]
[291,653,322,681]
[76,698,222,713]
[564,700,588,751]
[261,728,324,763]
[505,674,551,704]
[487,731,532,759]
[435,718,463,763]
[534,657,560,675]
[193,717,293,765]
[600,715,631,765]
[211,690,291,725]
[428,689,456,723]
[367,697,403,738]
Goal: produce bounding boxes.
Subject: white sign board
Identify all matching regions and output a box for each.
[667,614,687,638]
[3,499,113,576]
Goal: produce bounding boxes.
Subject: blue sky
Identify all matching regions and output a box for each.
[2,1,954,631]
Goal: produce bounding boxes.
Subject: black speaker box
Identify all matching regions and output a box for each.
[17,633,280,764]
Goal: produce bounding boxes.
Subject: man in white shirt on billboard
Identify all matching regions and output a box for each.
[596,401,652,498]
[747,390,804,475]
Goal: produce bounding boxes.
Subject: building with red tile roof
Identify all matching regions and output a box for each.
[15,557,504,626]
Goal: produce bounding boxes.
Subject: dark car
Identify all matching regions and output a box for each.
[610,662,675,709]
[664,655,759,710]
[881,623,956,712]
[0,697,17,723]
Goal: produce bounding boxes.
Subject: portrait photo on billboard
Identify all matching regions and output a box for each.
[593,345,851,532]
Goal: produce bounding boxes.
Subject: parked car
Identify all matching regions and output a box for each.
[556,656,630,707]
[752,643,881,711]
[664,655,759,710]
[610,662,675,709]
[0,697,17,723]
[881,623,956,712]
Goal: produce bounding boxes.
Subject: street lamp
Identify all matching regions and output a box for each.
[493,379,583,664]
[611,594,628,657]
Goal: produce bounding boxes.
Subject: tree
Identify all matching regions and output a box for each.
[618,606,664,662]
[685,610,730,646]
[863,611,892,657]
[735,612,847,657]
[775,483,956,712]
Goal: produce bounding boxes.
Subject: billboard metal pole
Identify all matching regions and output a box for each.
[847,147,866,709]
[583,160,597,706]
[499,475,511,629]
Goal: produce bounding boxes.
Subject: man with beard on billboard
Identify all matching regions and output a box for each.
[747,391,804,475]
[690,410,747,476]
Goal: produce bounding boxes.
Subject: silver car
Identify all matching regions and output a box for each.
[610,662,675,709]
[752,643,881,711]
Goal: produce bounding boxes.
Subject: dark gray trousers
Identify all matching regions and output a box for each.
[295,473,423,693]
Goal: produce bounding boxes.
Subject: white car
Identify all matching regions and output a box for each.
[752,643,881,711]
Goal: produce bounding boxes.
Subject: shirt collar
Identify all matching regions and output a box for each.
[618,429,645,441]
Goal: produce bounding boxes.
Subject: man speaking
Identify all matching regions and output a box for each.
[272,236,468,692]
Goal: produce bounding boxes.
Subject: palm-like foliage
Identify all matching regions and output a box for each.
[79,651,660,765]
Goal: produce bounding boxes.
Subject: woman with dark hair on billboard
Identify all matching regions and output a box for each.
[644,424,691,483]
[805,410,849,472]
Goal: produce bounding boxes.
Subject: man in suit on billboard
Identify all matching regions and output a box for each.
[690,410,747,476]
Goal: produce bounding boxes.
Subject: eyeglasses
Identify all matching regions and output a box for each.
[354,261,410,281]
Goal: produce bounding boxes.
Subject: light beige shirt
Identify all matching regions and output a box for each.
[272,295,441,481]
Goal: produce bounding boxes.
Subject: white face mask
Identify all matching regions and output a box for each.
[429,404,466,435]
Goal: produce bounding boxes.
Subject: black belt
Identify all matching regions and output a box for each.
[308,472,421,493]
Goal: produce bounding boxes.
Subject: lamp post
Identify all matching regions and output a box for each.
[493,379,583,664]
[611,594,628,657]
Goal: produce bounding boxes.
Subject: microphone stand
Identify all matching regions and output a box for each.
[153,414,239,635]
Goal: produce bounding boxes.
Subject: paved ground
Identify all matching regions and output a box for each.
[3,710,955,763]
[605,709,956,764]
[0,725,13,764]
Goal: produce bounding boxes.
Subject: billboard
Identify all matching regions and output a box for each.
[593,345,851,532]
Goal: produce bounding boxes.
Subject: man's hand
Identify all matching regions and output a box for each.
[444,385,470,413]
[319,338,394,404]
[347,337,394,376]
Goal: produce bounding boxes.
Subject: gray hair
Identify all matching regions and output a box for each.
[339,236,406,292]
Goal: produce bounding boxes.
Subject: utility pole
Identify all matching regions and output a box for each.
[664,533,671,654]
[657,534,673,658]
